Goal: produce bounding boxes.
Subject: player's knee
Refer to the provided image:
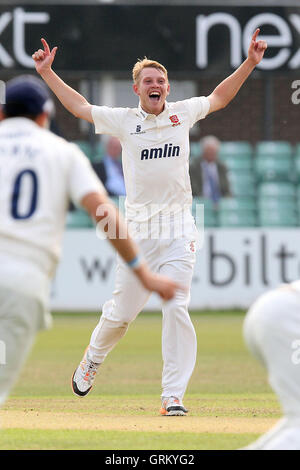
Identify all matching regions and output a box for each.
[102,298,136,325]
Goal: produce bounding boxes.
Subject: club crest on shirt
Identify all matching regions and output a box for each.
[169,115,181,127]
[185,240,196,253]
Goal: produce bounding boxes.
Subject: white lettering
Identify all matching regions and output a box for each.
[291,80,300,104]
[0,340,6,365]
[196,13,241,68]
[291,339,300,365]
[0,80,5,104]
[13,8,50,67]
[0,12,14,67]
[196,11,300,71]
[244,13,291,70]
[95,203,127,240]
[106,455,139,467]
[288,14,300,68]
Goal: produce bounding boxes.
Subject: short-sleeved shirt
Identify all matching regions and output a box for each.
[92,97,210,223]
[0,117,104,305]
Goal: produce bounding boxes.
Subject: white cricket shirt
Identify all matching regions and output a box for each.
[92,97,210,223]
[0,117,104,306]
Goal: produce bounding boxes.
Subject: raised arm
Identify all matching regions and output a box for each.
[207,29,267,114]
[32,38,93,123]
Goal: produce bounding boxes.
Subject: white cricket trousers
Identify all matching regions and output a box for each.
[0,287,45,406]
[243,286,300,450]
[89,220,198,400]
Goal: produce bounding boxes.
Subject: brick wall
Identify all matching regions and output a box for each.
[51,78,85,141]
[273,77,300,144]
[194,76,266,144]
[9,74,297,146]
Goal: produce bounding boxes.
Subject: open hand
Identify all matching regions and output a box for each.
[248,29,267,65]
[32,38,57,75]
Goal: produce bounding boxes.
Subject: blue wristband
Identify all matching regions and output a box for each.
[127,255,141,270]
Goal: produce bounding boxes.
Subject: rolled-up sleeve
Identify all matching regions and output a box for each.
[91,105,127,137]
[68,144,106,207]
[183,96,211,128]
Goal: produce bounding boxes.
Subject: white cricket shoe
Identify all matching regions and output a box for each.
[160,396,188,416]
[71,347,100,397]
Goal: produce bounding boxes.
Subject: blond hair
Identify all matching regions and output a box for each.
[132,58,168,84]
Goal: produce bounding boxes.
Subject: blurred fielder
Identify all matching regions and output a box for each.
[0,76,179,407]
[242,281,300,450]
[32,29,266,415]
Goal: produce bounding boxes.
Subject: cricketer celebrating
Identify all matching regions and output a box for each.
[32,29,267,415]
[0,76,179,407]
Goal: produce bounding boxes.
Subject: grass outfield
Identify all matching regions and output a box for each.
[0,311,281,450]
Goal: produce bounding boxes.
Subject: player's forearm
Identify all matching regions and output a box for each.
[106,225,138,265]
[108,233,154,288]
[93,198,154,285]
[82,192,138,264]
[107,232,159,291]
[40,68,91,119]
[211,58,256,110]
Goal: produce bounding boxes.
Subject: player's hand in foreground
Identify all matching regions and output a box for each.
[32,38,57,75]
[137,265,183,301]
[248,28,267,65]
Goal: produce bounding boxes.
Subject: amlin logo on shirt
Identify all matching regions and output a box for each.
[141,143,180,160]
